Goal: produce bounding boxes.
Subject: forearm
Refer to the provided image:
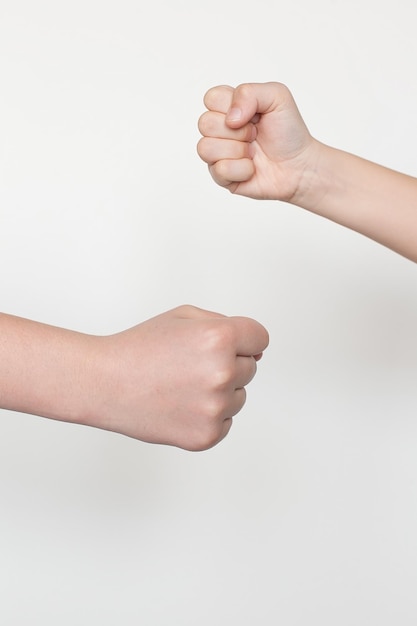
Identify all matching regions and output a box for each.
[295,142,417,262]
[0,313,98,424]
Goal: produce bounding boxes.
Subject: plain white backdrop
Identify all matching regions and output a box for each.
[1,0,417,623]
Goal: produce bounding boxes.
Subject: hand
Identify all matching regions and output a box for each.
[197,82,317,202]
[89,305,269,451]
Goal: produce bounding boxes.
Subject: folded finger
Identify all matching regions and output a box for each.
[198,111,256,142]
[203,85,234,114]
[197,137,251,166]
[209,158,255,188]
[234,355,258,389]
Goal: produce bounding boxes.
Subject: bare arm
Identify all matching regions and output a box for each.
[300,145,417,262]
[0,306,269,451]
[197,82,417,262]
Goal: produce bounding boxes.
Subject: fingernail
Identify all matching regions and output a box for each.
[227,107,242,123]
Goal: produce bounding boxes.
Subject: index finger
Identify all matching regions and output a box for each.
[230,316,270,357]
[203,85,234,114]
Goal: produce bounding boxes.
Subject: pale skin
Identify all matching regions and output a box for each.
[0,306,268,451]
[2,86,276,453]
[197,82,417,263]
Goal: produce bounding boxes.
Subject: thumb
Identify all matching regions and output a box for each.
[226,81,289,128]
[171,304,227,320]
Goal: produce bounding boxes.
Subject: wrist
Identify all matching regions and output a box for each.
[288,139,333,211]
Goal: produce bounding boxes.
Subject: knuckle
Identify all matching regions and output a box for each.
[204,393,229,422]
[173,304,197,317]
[203,321,236,352]
[235,82,253,97]
[212,364,235,390]
[273,80,290,96]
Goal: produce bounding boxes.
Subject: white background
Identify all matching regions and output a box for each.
[1,0,417,623]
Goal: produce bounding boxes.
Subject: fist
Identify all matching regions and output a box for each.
[197,82,314,201]
[90,305,269,451]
